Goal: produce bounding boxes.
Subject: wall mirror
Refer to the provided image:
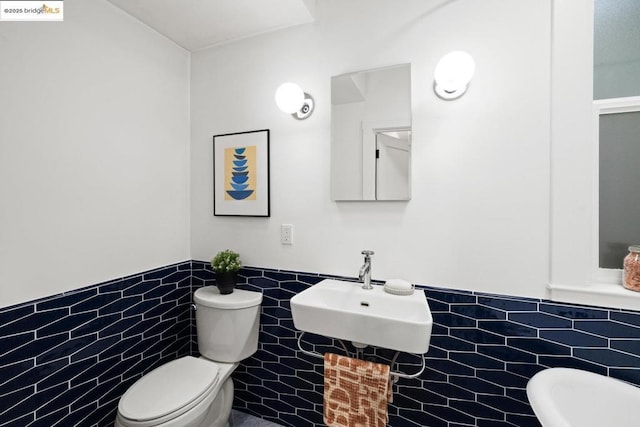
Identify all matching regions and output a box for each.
[594,0,640,270]
[331,64,412,201]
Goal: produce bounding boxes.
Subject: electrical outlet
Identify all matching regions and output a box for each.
[281,224,293,245]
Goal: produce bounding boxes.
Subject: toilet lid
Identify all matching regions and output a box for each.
[194,286,262,309]
[118,356,219,422]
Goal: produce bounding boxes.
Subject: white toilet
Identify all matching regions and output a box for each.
[114,286,262,427]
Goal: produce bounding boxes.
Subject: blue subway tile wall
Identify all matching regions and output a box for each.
[0,262,193,427]
[3,261,640,427]
[187,262,640,427]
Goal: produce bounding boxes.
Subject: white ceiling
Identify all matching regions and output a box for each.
[106,0,315,51]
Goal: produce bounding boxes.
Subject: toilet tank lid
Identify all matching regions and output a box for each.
[194,286,263,309]
[118,356,219,422]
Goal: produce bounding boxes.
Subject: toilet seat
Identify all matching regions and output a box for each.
[118,356,219,426]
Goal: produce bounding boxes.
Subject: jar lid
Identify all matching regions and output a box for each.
[630,246,640,253]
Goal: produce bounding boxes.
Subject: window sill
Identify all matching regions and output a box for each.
[548,282,640,312]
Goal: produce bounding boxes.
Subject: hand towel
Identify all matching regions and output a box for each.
[323,353,391,427]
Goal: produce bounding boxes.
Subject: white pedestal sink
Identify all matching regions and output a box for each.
[290,279,432,354]
[527,368,640,427]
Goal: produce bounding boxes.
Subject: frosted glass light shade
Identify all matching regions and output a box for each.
[434,51,475,100]
[275,82,305,114]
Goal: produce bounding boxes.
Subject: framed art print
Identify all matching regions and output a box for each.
[213,129,270,217]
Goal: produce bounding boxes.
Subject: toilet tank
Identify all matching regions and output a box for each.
[193,286,262,362]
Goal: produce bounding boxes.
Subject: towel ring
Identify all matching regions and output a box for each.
[296,331,426,380]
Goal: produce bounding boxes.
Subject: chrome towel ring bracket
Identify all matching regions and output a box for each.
[296,331,426,381]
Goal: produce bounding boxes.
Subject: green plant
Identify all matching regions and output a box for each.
[210,249,241,273]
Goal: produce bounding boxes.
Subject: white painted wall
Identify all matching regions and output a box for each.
[0,0,596,307]
[0,0,191,308]
[549,0,595,289]
[190,0,552,298]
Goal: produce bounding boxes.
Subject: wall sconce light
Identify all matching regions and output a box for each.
[433,51,475,100]
[275,82,314,120]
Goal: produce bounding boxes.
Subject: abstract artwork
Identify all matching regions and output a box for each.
[213,129,270,217]
[225,145,256,201]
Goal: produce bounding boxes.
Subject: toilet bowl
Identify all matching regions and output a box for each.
[115,287,262,427]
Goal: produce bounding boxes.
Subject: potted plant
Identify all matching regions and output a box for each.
[210,249,241,294]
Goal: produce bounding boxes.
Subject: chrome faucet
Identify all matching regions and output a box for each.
[358,250,374,290]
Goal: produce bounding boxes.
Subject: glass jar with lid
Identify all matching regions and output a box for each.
[623,246,640,291]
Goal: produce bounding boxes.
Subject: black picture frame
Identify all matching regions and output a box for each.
[213,129,270,217]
